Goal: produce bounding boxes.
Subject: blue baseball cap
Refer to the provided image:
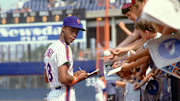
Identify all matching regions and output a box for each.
[146,80,159,95]
[63,16,85,31]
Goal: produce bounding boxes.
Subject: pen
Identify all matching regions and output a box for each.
[79,67,82,70]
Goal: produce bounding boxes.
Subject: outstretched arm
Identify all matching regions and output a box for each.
[119,22,133,36]
[134,72,153,90]
[112,38,145,55]
[133,69,161,90]
[126,48,149,62]
[117,29,140,47]
[121,55,150,72]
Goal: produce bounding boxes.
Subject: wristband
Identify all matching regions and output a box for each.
[72,76,79,85]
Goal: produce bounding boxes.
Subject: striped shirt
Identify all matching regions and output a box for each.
[44,40,73,89]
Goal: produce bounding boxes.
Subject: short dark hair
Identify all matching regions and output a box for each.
[133,0,145,9]
[135,19,156,33]
[121,3,132,14]
[136,0,145,2]
[122,7,131,14]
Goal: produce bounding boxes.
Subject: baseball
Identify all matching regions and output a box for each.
[104,50,112,56]
[127,50,136,56]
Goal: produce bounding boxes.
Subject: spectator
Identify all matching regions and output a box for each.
[17,0,24,9]
[106,80,117,101]
[15,0,26,12]
[125,81,141,101]
[95,76,106,101]
[48,0,55,9]
[97,0,105,7]
[54,0,66,7]
[119,22,133,36]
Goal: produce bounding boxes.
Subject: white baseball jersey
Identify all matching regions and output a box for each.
[44,40,76,101]
[44,40,74,88]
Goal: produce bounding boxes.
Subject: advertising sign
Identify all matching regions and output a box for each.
[0,21,86,44]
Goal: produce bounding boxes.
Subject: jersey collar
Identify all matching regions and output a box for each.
[59,39,66,45]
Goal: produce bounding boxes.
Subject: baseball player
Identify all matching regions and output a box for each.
[44,16,88,101]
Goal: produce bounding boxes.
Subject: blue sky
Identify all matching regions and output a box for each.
[0,0,18,11]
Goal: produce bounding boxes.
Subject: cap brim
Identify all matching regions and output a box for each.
[121,3,132,9]
[65,24,86,31]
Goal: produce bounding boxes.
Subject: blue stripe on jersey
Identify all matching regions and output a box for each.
[66,87,70,101]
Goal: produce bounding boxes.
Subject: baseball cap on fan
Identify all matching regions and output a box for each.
[121,0,135,14]
[63,16,86,31]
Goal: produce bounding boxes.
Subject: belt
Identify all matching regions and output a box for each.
[54,86,72,90]
[55,86,62,90]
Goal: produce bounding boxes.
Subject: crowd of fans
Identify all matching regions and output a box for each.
[14,0,67,13]
[4,0,123,13]
[102,0,180,101]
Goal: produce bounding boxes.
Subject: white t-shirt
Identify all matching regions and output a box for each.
[95,78,106,94]
[125,82,140,101]
[17,1,24,9]
[44,40,73,88]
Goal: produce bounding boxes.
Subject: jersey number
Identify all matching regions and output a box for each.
[47,63,53,82]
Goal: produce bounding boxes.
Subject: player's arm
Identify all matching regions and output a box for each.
[58,63,74,86]
[117,29,140,47]
[44,69,49,83]
[58,62,88,86]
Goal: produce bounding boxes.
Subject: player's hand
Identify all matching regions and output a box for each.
[74,70,85,77]
[78,71,88,80]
